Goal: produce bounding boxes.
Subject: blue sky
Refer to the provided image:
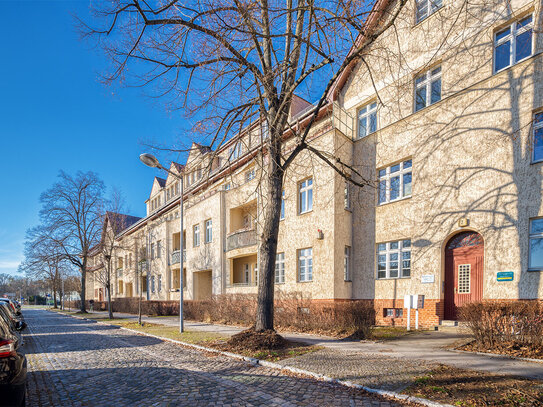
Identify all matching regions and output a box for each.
[0,1,188,275]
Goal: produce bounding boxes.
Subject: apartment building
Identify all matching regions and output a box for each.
[87,0,543,327]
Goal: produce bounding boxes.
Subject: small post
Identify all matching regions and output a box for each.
[407,307,411,331]
[415,309,419,330]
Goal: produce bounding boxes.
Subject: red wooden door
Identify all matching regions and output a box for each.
[444,232,484,320]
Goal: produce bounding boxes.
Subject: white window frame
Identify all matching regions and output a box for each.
[246,169,255,182]
[193,224,200,247]
[298,178,313,214]
[344,246,352,281]
[532,111,543,163]
[157,240,162,258]
[378,160,412,204]
[529,218,543,270]
[414,66,441,112]
[244,263,250,283]
[224,183,231,191]
[415,0,442,24]
[228,142,242,161]
[298,248,313,282]
[275,253,285,284]
[151,275,155,293]
[344,182,352,210]
[357,101,378,139]
[150,243,155,259]
[280,190,285,220]
[158,274,162,293]
[205,219,213,243]
[494,15,534,74]
[376,240,411,279]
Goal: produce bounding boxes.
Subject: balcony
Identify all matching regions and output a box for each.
[226,229,257,251]
[170,250,186,265]
[226,281,257,288]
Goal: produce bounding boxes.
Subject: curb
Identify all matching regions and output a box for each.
[55,311,453,407]
[451,348,543,364]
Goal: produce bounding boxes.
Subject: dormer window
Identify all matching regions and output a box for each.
[229,142,242,161]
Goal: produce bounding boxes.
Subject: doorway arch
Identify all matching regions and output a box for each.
[444,231,484,320]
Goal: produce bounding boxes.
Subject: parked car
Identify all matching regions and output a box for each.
[0,300,20,317]
[0,306,26,406]
[0,304,25,337]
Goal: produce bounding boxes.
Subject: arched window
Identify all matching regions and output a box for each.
[446,232,483,250]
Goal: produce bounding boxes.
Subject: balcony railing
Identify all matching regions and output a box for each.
[170,250,186,265]
[227,281,257,287]
[139,260,148,272]
[226,229,257,251]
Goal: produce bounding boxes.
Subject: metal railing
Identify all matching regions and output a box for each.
[170,250,186,265]
[227,281,257,287]
[226,229,257,251]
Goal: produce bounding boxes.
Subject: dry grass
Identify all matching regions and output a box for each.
[405,364,543,406]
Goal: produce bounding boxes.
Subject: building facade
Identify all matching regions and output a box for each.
[87,0,543,327]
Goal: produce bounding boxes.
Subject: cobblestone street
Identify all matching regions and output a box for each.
[24,310,403,406]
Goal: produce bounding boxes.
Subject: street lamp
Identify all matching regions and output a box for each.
[139,153,184,333]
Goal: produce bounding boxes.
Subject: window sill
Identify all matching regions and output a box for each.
[275,281,286,285]
[297,280,313,283]
[527,268,543,272]
[531,159,543,165]
[298,209,314,216]
[344,279,352,283]
[376,276,411,281]
[378,195,412,207]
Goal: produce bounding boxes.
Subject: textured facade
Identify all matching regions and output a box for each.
[87,0,543,327]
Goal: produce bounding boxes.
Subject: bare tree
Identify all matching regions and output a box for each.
[39,171,105,312]
[81,0,407,331]
[95,190,130,319]
[18,226,72,309]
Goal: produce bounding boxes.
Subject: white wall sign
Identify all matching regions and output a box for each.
[421,275,435,283]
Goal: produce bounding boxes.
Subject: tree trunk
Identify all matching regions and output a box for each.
[80,264,87,313]
[53,287,58,309]
[255,139,284,332]
[106,259,113,319]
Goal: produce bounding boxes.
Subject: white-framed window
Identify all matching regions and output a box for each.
[415,66,441,112]
[457,264,471,294]
[385,308,403,318]
[275,252,285,284]
[377,239,411,279]
[298,178,313,214]
[229,142,242,161]
[193,224,200,247]
[378,160,412,204]
[344,182,352,210]
[298,248,313,282]
[244,263,250,283]
[246,169,255,182]
[151,275,155,293]
[357,101,377,139]
[157,240,162,258]
[529,218,543,270]
[415,0,442,24]
[532,111,543,163]
[378,160,413,205]
[344,246,352,281]
[494,15,533,73]
[253,264,258,285]
[224,183,231,191]
[280,190,285,220]
[205,219,212,243]
[175,181,179,195]
[150,243,155,259]
[158,275,162,293]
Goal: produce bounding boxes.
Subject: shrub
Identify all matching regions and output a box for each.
[459,301,543,348]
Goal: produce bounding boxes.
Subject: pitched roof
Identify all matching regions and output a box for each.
[106,211,142,235]
[155,177,166,188]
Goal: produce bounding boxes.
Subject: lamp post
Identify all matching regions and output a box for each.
[139,153,184,333]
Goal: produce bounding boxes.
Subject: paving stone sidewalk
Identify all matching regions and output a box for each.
[25,309,406,406]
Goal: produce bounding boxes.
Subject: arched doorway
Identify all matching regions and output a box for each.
[444,231,484,320]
